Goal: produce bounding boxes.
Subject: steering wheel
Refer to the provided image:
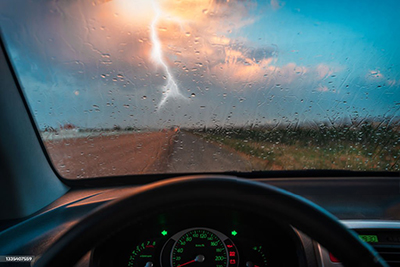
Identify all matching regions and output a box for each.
[33,176,388,267]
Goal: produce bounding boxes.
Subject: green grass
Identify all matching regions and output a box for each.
[190,126,400,171]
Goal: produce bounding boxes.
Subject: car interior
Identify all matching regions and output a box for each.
[0,1,399,267]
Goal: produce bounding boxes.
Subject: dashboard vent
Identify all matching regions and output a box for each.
[373,245,400,267]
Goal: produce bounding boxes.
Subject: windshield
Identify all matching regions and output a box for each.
[1,0,399,179]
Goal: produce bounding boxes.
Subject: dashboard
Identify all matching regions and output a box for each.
[92,207,304,267]
[1,177,400,267]
[316,221,400,267]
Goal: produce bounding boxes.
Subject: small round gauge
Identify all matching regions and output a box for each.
[244,246,268,267]
[127,240,157,267]
[169,228,238,267]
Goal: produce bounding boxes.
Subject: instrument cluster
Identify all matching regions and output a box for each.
[91,207,304,267]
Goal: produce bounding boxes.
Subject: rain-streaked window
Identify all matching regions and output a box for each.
[1,0,399,178]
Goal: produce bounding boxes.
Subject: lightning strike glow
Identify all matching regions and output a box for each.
[150,0,185,108]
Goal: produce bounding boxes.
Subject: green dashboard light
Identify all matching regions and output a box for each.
[231,230,238,236]
[359,235,378,243]
[161,230,168,236]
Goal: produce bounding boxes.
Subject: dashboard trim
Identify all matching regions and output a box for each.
[341,220,400,229]
[316,220,400,267]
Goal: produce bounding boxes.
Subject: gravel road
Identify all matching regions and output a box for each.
[167,131,251,173]
[45,130,251,179]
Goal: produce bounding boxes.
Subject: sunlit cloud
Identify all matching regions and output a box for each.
[316,64,335,79]
[214,59,310,88]
[2,0,349,106]
[34,0,294,95]
[367,69,384,79]
[270,0,285,10]
[317,85,329,92]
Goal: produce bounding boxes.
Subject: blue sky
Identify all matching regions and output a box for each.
[1,0,399,129]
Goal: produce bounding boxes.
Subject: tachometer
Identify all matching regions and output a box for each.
[127,239,157,267]
[166,228,238,267]
[244,245,268,267]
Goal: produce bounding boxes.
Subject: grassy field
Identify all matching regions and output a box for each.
[189,124,400,171]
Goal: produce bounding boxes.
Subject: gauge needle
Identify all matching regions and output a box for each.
[177,255,205,267]
[177,259,195,267]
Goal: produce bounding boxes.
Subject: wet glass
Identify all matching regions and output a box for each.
[1,0,399,178]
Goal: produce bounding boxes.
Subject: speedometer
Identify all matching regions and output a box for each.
[167,228,239,267]
[171,229,226,267]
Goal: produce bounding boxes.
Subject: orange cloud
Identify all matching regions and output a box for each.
[49,0,340,92]
[213,58,309,87]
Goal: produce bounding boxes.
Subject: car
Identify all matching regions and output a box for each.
[0,0,399,267]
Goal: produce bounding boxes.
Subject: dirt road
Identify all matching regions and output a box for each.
[167,132,251,173]
[45,131,176,178]
[45,130,251,179]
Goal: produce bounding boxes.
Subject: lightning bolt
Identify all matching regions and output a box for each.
[150,0,186,108]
